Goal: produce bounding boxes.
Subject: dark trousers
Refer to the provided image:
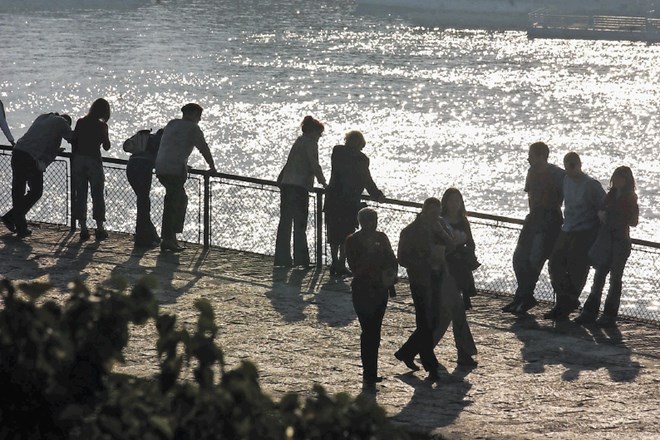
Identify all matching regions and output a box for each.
[274,185,309,266]
[512,210,562,301]
[127,158,159,244]
[582,239,631,318]
[396,282,439,372]
[72,155,106,222]
[548,228,598,312]
[157,174,187,241]
[352,289,388,380]
[5,150,43,233]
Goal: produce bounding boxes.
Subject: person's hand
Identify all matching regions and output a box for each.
[597,210,607,224]
[376,194,386,203]
[59,147,65,153]
[321,182,328,189]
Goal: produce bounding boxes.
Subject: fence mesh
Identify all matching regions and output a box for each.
[0,148,658,323]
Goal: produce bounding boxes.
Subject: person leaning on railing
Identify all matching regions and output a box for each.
[274,115,327,268]
[1,112,73,238]
[155,103,217,253]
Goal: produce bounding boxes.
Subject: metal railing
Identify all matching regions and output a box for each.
[1,145,658,323]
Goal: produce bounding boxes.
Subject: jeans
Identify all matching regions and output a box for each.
[582,239,631,318]
[274,185,309,266]
[396,281,440,372]
[512,210,562,302]
[548,228,598,312]
[352,288,388,380]
[72,155,106,223]
[127,158,159,244]
[157,173,187,241]
[5,150,43,233]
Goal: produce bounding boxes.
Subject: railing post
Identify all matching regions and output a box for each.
[315,189,323,268]
[203,173,211,248]
[69,156,76,231]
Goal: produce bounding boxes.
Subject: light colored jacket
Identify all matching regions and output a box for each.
[155,118,214,177]
[14,113,73,171]
[562,173,606,232]
[277,133,326,191]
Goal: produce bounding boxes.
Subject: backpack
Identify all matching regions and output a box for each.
[123,129,152,154]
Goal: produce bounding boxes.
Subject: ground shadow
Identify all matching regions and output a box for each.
[47,231,101,287]
[0,234,44,281]
[392,365,473,432]
[315,274,355,327]
[511,314,641,383]
[265,267,320,323]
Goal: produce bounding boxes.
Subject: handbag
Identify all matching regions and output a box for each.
[588,226,612,268]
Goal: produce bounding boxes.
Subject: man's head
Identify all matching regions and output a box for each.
[563,152,582,178]
[181,103,203,123]
[357,207,378,232]
[528,141,549,168]
[421,197,442,222]
[345,130,366,151]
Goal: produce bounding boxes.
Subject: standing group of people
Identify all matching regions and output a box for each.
[0,99,217,251]
[1,104,639,386]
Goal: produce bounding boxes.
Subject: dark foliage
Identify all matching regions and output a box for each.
[0,277,410,440]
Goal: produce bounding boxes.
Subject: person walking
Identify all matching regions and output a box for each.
[0,99,15,147]
[126,128,163,247]
[1,112,73,237]
[155,103,217,252]
[274,116,327,267]
[546,152,605,321]
[345,207,397,386]
[440,187,481,310]
[71,98,112,241]
[324,130,385,276]
[503,142,565,314]
[574,166,638,327]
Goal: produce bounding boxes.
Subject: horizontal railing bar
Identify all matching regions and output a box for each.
[2,144,658,249]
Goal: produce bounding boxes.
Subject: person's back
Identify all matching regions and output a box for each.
[155,118,208,177]
[526,162,565,213]
[278,132,325,191]
[73,116,110,159]
[15,113,73,170]
[328,146,369,198]
[562,172,604,232]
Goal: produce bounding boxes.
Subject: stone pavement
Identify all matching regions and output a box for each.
[1,223,659,440]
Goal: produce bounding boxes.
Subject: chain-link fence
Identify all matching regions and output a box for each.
[0,146,658,323]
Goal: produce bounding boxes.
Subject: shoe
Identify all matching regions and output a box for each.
[427,368,440,381]
[596,314,617,327]
[573,312,597,325]
[514,297,538,314]
[394,351,420,372]
[363,376,383,385]
[502,299,519,313]
[16,228,32,238]
[457,354,478,368]
[542,305,560,320]
[335,266,353,277]
[160,239,184,252]
[95,229,109,241]
[1,214,16,233]
[80,229,90,241]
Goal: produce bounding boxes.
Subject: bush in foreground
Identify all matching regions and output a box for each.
[0,278,410,440]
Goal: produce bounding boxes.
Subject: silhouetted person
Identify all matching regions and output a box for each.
[441,188,481,310]
[155,103,216,252]
[0,99,15,147]
[394,198,448,380]
[574,166,638,327]
[274,116,327,267]
[72,98,112,241]
[1,112,73,237]
[126,128,164,247]
[346,207,397,386]
[546,152,605,321]
[504,142,565,314]
[324,130,385,277]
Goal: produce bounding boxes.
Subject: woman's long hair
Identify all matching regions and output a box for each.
[88,98,111,122]
[440,187,467,219]
[609,166,636,196]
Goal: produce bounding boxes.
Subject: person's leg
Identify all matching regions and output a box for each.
[601,241,631,322]
[354,293,388,382]
[71,157,91,235]
[510,220,534,309]
[172,176,188,236]
[291,186,310,266]
[562,229,597,318]
[8,150,38,234]
[329,242,339,272]
[88,160,107,238]
[547,231,570,318]
[579,267,608,319]
[274,186,294,266]
[158,175,176,242]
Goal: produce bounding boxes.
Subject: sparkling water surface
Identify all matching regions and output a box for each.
[0,0,658,242]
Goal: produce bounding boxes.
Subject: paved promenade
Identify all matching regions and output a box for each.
[1,223,659,439]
